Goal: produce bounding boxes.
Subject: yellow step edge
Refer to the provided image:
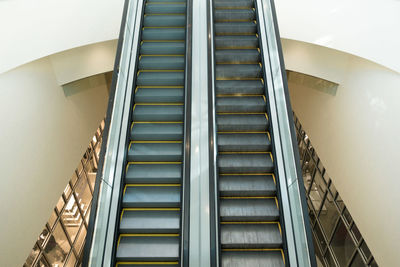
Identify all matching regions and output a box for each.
[145,13,186,16]
[218,131,267,133]
[216,62,260,65]
[216,94,264,97]
[132,121,183,124]
[215,7,253,10]
[215,19,254,22]
[136,85,184,88]
[140,54,184,57]
[146,1,186,4]
[120,207,180,221]
[116,262,179,266]
[267,131,271,141]
[219,151,270,154]
[143,26,185,29]
[134,103,183,105]
[137,70,184,73]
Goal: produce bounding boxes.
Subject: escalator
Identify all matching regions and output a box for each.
[113,0,189,265]
[211,0,286,265]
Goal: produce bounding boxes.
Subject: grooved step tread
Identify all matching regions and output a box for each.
[219,174,276,197]
[220,198,279,221]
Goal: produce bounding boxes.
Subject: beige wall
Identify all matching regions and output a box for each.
[286,41,400,266]
[0,57,109,266]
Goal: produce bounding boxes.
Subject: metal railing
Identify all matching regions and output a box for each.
[294,113,378,267]
[24,120,105,267]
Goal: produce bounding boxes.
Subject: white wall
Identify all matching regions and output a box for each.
[0,0,399,74]
[50,40,118,85]
[0,58,109,266]
[285,40,400,267]
[0,0,124,74]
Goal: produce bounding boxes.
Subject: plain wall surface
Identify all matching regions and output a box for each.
[0,0,399,73]
[0,58,109,266]
[286,40,400,267]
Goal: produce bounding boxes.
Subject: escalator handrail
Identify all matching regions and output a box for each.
[82,0,131,265]
[256,0,317,265]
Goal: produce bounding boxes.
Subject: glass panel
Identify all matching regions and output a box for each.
[65,252,77,267]
[74,175,92,217]
[335,194,345,211]
[309,171,327,213]
[329,180,337,196]
[369,259,378,267]
[324,249,337,267]
[77,160,84,176]
[350,253,365,267]
[74,225,87,254]
[48,210,58,230]
[308,199,316,225]
[318,193,340,240]
[56,196,65,213]
[87,172,96,191]
[331,219,356,266]
[70,172,78,187]
[314,222,327,252]
[312,233,324,266]
[25,243,40,266]
[343,207,353,225]
[43,222,70,265]
[61,195,82,243]
[37,228,50,248]
[360,240,372,260]
[351,223,362,243]
[34,255,48,267]
[64,183,72,199]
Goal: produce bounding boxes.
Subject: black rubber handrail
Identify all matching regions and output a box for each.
[81,0,131,265]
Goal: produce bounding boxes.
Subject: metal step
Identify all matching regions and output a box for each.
[220,224,282,248]
[131,122,183,141]
[215,35,259,49]
[135,88,184,103]
[133,104,184,122]
[120,209,180,233]
[126,163,182,184]
[217,114,268,132]
[219,175,276,197]
[216,80,264,95]
[142,28,185,40]
[128,142,182,162]
[137,71,184,86]
[141,41,185,55]
[216,64,262,79]
[123,185,181,208]
[220,198,279,221]
[143,15,186,27]
[116,235,180,261]
[145,3,186,14]
[216,49,260,63]
[221,251,285,267]
[214,9,255,21]
[139,56,185,70]
[218,153,274,173]
[216,96,266,113]
[218,133,271,152]
[215,22,257,35]
[214,0,254,9]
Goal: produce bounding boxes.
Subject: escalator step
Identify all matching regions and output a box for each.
[218,153,274,173]
[120,209,180,233]
[131,122,183,141]
[145,3,186,14]
[215,49,260,63]
[128,142,182,162]
[218,133,270,152]
[214,0,253,9]
[219,175,276,197]
[220,198,279,221]
[220,224,282,248]
[143,15,186,27]
[214,9,255,21]
[216,80,264,95]
[126,163,182,184]
[221,251,284,267]
[215,35,259,49]
[123,185,181,207]
[141,41,185,55]
[215,22,257,35]
[137,71,184,86]
[139,56,185,70]
[216,64,262,79]
[142,28,185,40]
[135,88,184,103]
[133,104,184,122]
[217,114,268,132]
[116,235,180,261]
[216,96,266,113]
